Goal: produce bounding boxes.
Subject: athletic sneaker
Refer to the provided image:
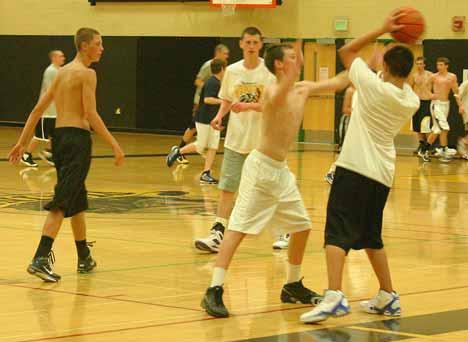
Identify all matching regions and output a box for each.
[194,223,225,253]
[281,278,322,305]
[418,150,431,162]
[27,251,61,282]
[78,254,97,273]
[39,150,54,166]
[177,155,189,164]
[324,171,335,185]
[21,153,38,167]
[300,290,350,323]
[200,171,218,185]
[440,148,452,163]
[201,286,229,318]
[446,147,457,156]
[272,234,290,250]
[360,290,401,316]
[166,146,181,167]
[461,154,468,160]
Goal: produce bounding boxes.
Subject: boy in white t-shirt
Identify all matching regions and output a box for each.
[301,11,420,323]
[456,80,468,159]
[193,27,278,252]
[201,40,350,318]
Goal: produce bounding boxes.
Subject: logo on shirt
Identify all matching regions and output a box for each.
[235,83,265,103]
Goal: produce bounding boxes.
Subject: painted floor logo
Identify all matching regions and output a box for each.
[2,190,218,215]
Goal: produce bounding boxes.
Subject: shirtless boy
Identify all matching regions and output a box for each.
[9,28,125,282]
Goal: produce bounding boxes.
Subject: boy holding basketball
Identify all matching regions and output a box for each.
[9,28,125,282]
[300,11,420,323]
[201,41,349,318]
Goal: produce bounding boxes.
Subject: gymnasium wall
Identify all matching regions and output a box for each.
[0,0,467,141]
[1,0,466,38]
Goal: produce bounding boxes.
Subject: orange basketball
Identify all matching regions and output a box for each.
[391,7,425,44]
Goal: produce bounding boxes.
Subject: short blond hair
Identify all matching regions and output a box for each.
[75,27,100,52]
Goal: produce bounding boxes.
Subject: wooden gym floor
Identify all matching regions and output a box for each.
[0,126,467,341]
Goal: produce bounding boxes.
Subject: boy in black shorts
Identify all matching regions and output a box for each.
[9,28,124,282]
[301,11,420,323]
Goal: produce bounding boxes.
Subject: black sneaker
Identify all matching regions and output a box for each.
[281,278,322,305]
[39,151,55,166]
[200,171,218,184]
[78,254,97,273]
[21,153,38,167]
[27,251,61,282]
[166,146,181,167]
[201,286,229,318]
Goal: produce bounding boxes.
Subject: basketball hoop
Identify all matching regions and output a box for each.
[220,0,236,16]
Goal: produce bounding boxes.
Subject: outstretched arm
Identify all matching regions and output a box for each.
[297,71,350,96]
[82,69,124,166]
[8,77,58,164]
[339,10,405,69]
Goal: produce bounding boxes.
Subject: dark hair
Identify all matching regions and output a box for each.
[75,27,100,51]
[214,44,229,53]
[383,45,414,78]
[210,59,227,74]
[264,44,293,75]
[437,57,450,65]
[416,56,426,62]
[241,26,262,39]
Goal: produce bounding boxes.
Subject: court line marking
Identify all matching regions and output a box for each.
[11,283,468,342]
[4,283,203,313]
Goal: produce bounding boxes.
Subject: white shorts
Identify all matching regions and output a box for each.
[194,122,220,156]
[228,150,311,235]
[431,100,450,134]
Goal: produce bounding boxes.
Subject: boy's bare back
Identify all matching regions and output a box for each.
[54,61,94,130]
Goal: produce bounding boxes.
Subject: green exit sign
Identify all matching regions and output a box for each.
[334,18,349,32]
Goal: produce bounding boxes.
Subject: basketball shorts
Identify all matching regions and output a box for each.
[194,122,220,156]
[411,100,432,134]
[228,150,311,235]
[44,127,92,218]
[34,117,56,141]
[325,167,390,253]
[431,100,450,134]
[218,148,248,193]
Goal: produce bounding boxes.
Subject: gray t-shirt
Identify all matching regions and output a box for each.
[193,59,213,105]
[40,64,59,118]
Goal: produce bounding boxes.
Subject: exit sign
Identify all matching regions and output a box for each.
[334,18,349,32]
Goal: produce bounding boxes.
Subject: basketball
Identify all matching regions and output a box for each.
[391,7,425,44]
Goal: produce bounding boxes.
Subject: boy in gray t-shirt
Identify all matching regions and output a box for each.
[21,50,65,167]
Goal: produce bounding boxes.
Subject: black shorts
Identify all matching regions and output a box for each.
[44,127,92,218]
[411,100,432,133]
[324,167,390,253]
[34,117,56,141]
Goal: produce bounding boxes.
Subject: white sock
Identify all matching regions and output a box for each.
[215,217,228,228]
[287,263,302,284]
[211,267,226,287]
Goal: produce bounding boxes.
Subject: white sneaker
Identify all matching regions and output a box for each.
[360,290,401,316]
[194,225,224,253]
[434,147,443,157]
[446,147,457,156]
[272,234,290,250]
[300,290,350,323]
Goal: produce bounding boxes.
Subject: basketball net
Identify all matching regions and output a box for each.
[220,0,236,16]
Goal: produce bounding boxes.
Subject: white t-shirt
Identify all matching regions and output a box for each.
[336,58,420,187]
[459,80,468,123]
[219,59,276,154]
[40,64,59,118]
